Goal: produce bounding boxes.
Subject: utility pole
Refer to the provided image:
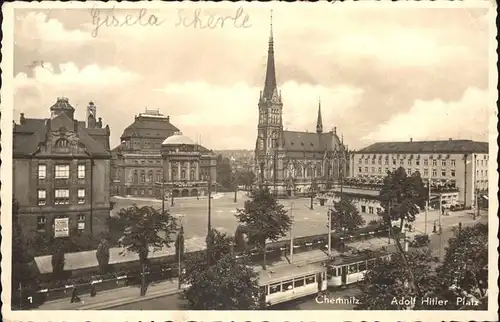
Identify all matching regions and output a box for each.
[208,170,212,234]
[177,216,184,289]
[161,181,165,214]
[327,209,331,257]
[438,194,442,258]
[290,203,294,263]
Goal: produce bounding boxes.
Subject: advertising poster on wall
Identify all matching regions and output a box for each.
[54,217,69,238]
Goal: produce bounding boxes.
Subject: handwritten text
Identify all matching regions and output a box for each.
[90,6,164,37]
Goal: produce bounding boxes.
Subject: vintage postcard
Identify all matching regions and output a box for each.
[1,1,498,321]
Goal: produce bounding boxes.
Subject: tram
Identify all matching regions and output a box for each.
[258,263,327,306]
[326,245,398,288]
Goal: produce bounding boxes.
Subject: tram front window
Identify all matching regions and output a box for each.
[282,280,293,291]
[327,267,338,277]
[348,264,358,273]
[359,261,367,271]
[305,275,315,285]
[269,283,281,294]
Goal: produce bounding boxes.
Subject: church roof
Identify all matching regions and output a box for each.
[262,13,277,100]
[49,97,75,113]
[282,130,343,152]
[356,140,488,154]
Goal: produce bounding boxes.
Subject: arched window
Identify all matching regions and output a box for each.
[140,171,145,183]
[296,165,303,177]
[172,167,177,181]
[190,169,195,181]
[147,170,153,183]
[55,138,69,148]
[181,170,186,180]
[156,170,162,183]
[306,167,312,178]
[133,171,138,184]
[317,165,322,177]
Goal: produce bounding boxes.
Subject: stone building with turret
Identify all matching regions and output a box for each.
[254,16,349,197]
[13,97,111,239]
[111,110,216,198]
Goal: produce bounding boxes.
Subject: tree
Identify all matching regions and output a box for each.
[182,229,260,310]
[96,238,111,273]
[235,170,256,190]
[118,205,179,266]
[379,167,427,232]
[436,223,488,309]
[328,194,366,233]
[234,224,249,252]
[235,188,292,270]
[216,155,233,190]
[51,240,66,279]
[356,249,442,310]
[11,199,38,307]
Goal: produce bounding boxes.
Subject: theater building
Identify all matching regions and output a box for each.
[13,98,111,238]
[155,133,217,198]
[110,109,179,197]
[349,139,489,207]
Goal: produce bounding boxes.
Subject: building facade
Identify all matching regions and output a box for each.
[254,18,349,197]
[349,139,489,207]
[110,110,179,197]
[13,98,111,238]
[155,134,217,198]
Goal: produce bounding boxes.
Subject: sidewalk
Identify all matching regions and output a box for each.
[36,248,329,310]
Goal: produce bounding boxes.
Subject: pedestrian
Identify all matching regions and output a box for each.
[90,275,97,297]
[70,287,81,303]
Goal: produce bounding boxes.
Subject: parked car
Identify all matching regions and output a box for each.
[450,203,465,212]
[410,234,430,247]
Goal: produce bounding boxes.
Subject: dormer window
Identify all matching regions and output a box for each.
[55,138,69,148]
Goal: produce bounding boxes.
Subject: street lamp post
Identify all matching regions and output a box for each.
[290,203,294,263]
[327,209,331,257]
[177,215,185,290]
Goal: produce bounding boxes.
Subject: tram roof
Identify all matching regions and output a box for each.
[327,244,399,266]
[258,263,325,285]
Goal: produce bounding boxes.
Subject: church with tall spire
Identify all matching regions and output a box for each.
[254,11,349,196]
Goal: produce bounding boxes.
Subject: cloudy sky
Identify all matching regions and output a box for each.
[12,3,493,150]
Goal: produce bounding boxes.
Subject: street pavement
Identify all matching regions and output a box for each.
[107,216,487,311]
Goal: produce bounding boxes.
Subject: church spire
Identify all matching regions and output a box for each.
[263,10,277,100]
[316,98,323,134]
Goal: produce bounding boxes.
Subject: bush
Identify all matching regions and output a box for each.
[96,238,111,273]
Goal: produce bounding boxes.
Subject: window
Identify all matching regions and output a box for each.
[424,169,429,176]
[364,167,368,173]
[133,171,138,184]
[371,167,375,173]
[55,138,69,147]
[441,170,446,177]
[451,160,456,167]
[77,164,86,179]
[349,264,358,273]
[371,159,375,165]
[369,206,374,214]
[55,189,70,204]
[378,159,382,165]
[416,160,420,166]
[485,170,488,176]
[358,167,362,173]
[432,160,437,166]
[364,159,368,165]
[293,278,305,288]
[38,164,47,179]
[480,170,484,177]
[38,189,46,205]
[181,170,186,180]
[361,205,366,213]
[424,159,428,166]
[55,164,70,179]
[407,169,412,175]
[451,170,455,177]
[269,283,281,294]
[78,189,85,204]
[78,214,86,231]
[378,167,382,174]
[328,267,338,277]
[384,159,388,165]
[441,160,446,167]
[156,171,162,183]
[147,170,153,183]
[358,158,362,164]
[400,159,404,165]
[305,275,315,285]
[408,160,412,166]
[359,261,367,271]
[392,159,396,165]
[140,189,145,195]
[282,280,293,291]
[432,169,437,177]
[37,216,46,231]
[148,188,153,195]
[481,160,484,166]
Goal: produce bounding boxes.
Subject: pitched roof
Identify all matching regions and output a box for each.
[13,115,110,158]
[282,130,343,152]
[356,140,488,154]
[120,114,179,139]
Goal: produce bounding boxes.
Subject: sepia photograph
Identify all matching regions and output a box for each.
[1,1,498,321]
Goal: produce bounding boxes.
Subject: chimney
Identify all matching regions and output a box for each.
[410,138,413,142]
[167,116,170,122]
[334,127,337,134]
[20,113,26,124]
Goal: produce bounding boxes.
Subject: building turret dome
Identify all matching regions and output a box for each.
[162,132,195,146]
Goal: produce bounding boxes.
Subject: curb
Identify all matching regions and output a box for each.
[78,287,185,310]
